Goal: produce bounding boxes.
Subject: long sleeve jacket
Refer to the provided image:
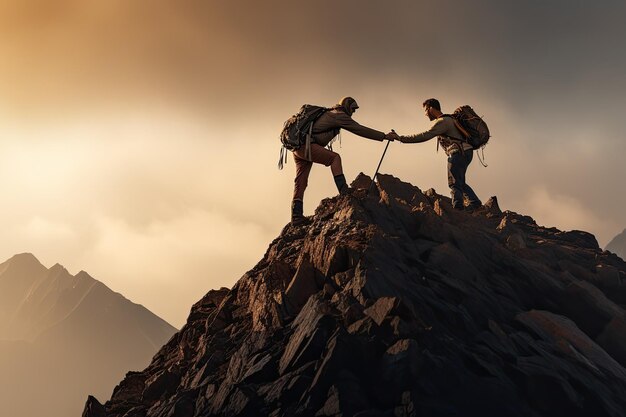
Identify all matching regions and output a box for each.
[310,109,385,147]
[400,116,472,155]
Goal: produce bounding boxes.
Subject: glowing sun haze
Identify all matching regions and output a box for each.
[1,0,625,326]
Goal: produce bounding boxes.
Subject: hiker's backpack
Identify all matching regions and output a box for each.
[449,105,490,149]
[278,104,329,169]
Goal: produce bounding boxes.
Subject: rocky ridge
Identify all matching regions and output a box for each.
[0,253,177,417]
[84,173,626,417]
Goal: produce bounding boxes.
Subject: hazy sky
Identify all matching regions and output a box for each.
[1,0,625,327]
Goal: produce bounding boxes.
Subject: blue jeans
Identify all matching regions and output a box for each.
[448,151,481,209]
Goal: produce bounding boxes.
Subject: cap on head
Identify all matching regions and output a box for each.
[338,96,359,114]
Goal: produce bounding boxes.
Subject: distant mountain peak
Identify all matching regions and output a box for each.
[9,252,39,262]
[0,253,173,343]
[11,252,38,260]
[607,229,626,260]
[2,252,43,270]
[50,262,65,270]
[75,270,95,281]
[0,252,178,417]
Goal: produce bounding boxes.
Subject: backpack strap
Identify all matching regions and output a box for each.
[305,122,313,161]
[277,145,288,170]
[452,119,471,142]
[440,115,469,143]
[437,115,468,154]
[303,108,331,160]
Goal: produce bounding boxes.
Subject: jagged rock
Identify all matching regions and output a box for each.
[556,230,600,250]
[240,352,277,383]
[284,255,323,315]
[347,315,379,337]
[301,328,377,415]
[278,295,335,377]
[83,396,106,417]
[258,361,316,407]
[376,174,430,209]
[142,369,181,402]
[315,370,370,416]
[363,297,399,326]
[506,233,526,250]
[380,339,420,394]
[516,310,626,381]
[109,372,146,407]
[350,173,374,192]
[483,196,502,217]
[83,173,626,417]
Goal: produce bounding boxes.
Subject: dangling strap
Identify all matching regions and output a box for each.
[305,123,313,161]
[477,146,488,167]
[326,130,342,151]
[278,145,288,170]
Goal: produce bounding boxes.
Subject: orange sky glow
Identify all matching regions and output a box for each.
[1,1,625,326]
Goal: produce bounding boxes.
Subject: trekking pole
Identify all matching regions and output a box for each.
[367,132,394,196]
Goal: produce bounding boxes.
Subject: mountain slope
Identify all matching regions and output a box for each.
[0,253,49,338]
[84,173,626,417]
[606,229,626,260]
[0,254,177,417]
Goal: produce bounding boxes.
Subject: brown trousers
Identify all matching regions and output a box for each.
[293,144,342,201]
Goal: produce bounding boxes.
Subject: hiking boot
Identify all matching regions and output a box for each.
[334,174,350,195]
[291,199,310,226]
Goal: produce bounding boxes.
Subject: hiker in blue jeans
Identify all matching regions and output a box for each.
[397,98,482,210]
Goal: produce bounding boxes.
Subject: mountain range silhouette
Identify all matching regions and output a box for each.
[0,253,177,417]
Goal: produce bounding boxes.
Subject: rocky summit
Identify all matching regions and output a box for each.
[84,173,626,417]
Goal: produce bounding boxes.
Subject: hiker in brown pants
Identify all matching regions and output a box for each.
[291,97,397,226]
[293,144,342,201]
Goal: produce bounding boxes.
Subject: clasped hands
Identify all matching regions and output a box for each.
[384,130,401,142]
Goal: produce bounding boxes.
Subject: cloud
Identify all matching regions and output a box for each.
[21,217,76,241]
[523,186,618,247]
[0,111,292,327]
[79,208,271,327]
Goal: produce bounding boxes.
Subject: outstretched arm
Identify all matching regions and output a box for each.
[335,112,386,141]
[399,118,446,144]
